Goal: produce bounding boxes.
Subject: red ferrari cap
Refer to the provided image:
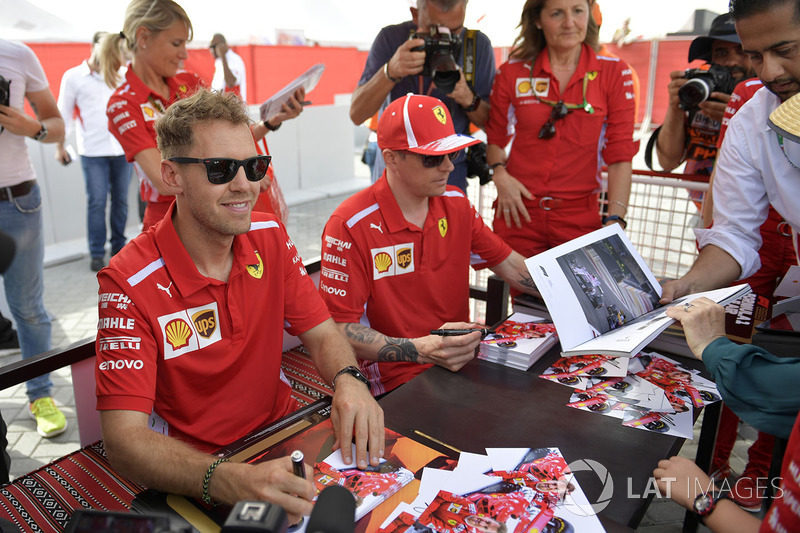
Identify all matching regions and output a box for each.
[377,93,480,155]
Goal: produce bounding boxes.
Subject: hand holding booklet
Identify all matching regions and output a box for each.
[259,63,325,123]
[524,224,750,357]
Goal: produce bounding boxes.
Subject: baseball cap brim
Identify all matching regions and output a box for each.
[688,34,741,63]
[406,133,481,155]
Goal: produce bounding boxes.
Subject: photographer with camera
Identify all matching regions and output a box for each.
[349,0,495,192]
[651,13,754,180]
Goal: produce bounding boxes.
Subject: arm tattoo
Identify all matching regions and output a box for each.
[344,323,378,344]
[518,271,537,290]
[377,337,419,363]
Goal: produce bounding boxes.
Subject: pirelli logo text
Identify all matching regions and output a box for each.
[321,266,349,283]
[371,243,415,280]
[157,302,222,360]
[98,336,141,351]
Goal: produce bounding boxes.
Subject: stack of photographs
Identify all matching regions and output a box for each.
[478,312,558,370]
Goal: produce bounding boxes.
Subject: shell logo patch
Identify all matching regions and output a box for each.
[157,302,222,360]
[372,243,415,279]
[165,319,192,350]
[517,80,533,96]
[438,217,448,237]
[432,105,447,125]
[374,252,393,273]
[140,102,159,121]
[247,251,264,279]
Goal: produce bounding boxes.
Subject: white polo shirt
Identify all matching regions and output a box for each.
[57,60,125,157]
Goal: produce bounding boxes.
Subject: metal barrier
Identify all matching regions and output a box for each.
[465,169,709,322]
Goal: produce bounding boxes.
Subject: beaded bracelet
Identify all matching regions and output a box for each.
[202,458,229,504]
[610,200,628,212]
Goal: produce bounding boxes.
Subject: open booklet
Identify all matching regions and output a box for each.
[258,63,325,123]
[525,224,750,357]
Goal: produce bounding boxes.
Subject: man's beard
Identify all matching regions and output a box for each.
[763,76,800,101]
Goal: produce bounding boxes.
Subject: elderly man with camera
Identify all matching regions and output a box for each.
[650,13,754,179]
[349,0,494,192]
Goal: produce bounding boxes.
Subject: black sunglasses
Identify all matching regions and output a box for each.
[168,155,271,184]
[408,150,462,168]
[538,101,569,140]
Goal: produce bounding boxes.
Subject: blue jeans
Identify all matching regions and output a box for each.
[80,155,132,258]
[0,182,52,401]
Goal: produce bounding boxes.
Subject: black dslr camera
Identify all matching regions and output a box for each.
[411,26,462,93]
[677,64,735,110]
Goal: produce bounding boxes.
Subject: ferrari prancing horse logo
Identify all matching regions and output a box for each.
[432,105,447,125]
[438,217,448,237]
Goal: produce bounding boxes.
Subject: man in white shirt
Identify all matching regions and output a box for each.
[209,34,247,104]
[56,32,132,271]
[662,0,800,302]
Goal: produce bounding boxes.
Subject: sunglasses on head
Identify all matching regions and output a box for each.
[408,150,462,168]
[168,155,272,184]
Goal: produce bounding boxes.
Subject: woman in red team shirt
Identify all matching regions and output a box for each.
[485,0,635,257]
[98,0,203,231]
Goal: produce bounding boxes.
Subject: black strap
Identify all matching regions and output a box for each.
[462,29,477,90]
[644,125,661,171]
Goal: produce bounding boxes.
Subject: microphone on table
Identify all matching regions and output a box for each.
[0,230,15,274]
[306,485,356,533]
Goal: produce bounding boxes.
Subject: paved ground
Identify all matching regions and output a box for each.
[0,190,763,531]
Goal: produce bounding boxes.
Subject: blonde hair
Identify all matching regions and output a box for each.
[155,89,252,159]
[510,0,599,61]
[97,0,193,88]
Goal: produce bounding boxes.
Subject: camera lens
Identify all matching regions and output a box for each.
[678,78,711,110]
[429,49,459,93]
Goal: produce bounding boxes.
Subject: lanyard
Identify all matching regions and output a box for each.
[532,70,596,114]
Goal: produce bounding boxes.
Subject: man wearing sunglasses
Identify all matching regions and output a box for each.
[320,94,538,397]
[94,90,383,522]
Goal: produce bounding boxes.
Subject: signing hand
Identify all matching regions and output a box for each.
[415,321,484,372]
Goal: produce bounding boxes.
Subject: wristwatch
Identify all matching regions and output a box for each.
[262,119,281,132]
[332,365,370,391]
[692,490,729,523]
[31,122,47,141]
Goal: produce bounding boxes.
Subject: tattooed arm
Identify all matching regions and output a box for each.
[489,250,539,295]
[336,322,482,372]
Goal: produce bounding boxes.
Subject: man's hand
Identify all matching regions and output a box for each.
[0,104,40,138]
[664,297,726,360]
[493,167,533,228]
[220,457,316,525]
[273,87,306,126]
[55,143,72,165]
[415,321,483,372]
[666,70,690,111]
[387,38,427,80]
[659,278,693,305]
[653,456,716,510]
[329,376,384,470]
[698,92,732,123]
[214,42,229,57]
[447,70,474,108]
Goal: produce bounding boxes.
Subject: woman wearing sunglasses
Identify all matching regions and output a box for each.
[98,0,204,231]
[484,0,635,258]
